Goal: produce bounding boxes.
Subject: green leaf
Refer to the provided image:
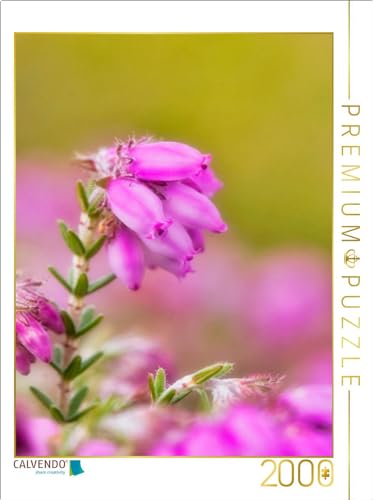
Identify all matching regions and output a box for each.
[87,190,105,217]
[75,314,103,337]
[78,306,96,330]
[30,386,53,410]
[48,267,72,292]
[78,352,104,376]
[216,362,234,378]
[58,220,85,256]
[63,356,82,380]
[157,388,176,405]
[49,406,66,423]
[68,386,89,417]
[53,345,63,367]
[87,274,116,294]
[154,368,166,398]
[192,362,233,385]
[67,267,75,287]
[73,273,89,297]
[49,361,63,375]
[76,181,89,212]
[66,404,97,423]
[148,373,156,402]
[60,310,76,337]
[171,388,193,404]
[85,236,106,260]
[197,388,211,412]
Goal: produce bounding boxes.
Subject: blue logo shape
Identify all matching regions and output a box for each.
[69,460,84,476]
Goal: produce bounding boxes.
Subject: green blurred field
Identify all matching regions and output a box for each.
[16,33,332,248]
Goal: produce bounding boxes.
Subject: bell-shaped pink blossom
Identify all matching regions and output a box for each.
[16,343,36,375]
[107,178,171,239]
[145,250,193,278]
[185,166,223,197]
[16,314,52,362]
[163,182,227,233]
[107,227,145,291]
[37,298,64,334]
[142,221,195,263]
[127,141,211,181]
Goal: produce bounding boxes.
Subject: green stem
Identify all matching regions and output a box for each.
[59,212,96,414]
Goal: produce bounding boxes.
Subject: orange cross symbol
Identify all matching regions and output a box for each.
[321,467,330,480]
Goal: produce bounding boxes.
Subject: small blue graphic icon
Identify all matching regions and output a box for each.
[69,460,84,476]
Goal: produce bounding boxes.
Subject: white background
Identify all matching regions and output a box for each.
[1,2,372,499]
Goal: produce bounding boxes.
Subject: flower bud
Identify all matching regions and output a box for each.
[107,178,171,239]
[127,141,211,181]
[163,182,227,233]
[107,227,145,291]
[142,221,195,263]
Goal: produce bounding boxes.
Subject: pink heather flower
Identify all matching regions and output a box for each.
[145,252,193,279]
[278,384,332,427]
[16,277,62,373]
[107,178,171,240]
[162,182,227,233]
[16,277,64,334]
[76,439,118,457]
[277,384,332,456]
[126,141,211,181]
[107,226,145,291]
[16,315,52,363]
[151,405,288,457]
[83,138,227,290]
[283,423,332,456]
[142,221,195,263]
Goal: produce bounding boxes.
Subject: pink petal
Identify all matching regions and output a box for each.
[16,343,36,375]
[107,178,171,239]
[163,182,227,233]
[16,314,52,363]
[127,141,210,181]
[107,227,145,291]
[142,221,195,262]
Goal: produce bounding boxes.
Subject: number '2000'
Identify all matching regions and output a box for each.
[261,459,333,487]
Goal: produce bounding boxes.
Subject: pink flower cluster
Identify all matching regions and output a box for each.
[85,140,227,290]
[16,278,64,375]
[151,385,332,457]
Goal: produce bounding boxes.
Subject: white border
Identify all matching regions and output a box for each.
[1,2,372,500]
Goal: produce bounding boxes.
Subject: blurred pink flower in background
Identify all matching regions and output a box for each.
[150,384,332,457]
[100,335,175,402]
[76,439,118,457]
[151,405,288,456]
[241,249,331,348]
[16,402,60,456]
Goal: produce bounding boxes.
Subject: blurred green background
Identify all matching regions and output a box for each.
[16,33,332,248]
